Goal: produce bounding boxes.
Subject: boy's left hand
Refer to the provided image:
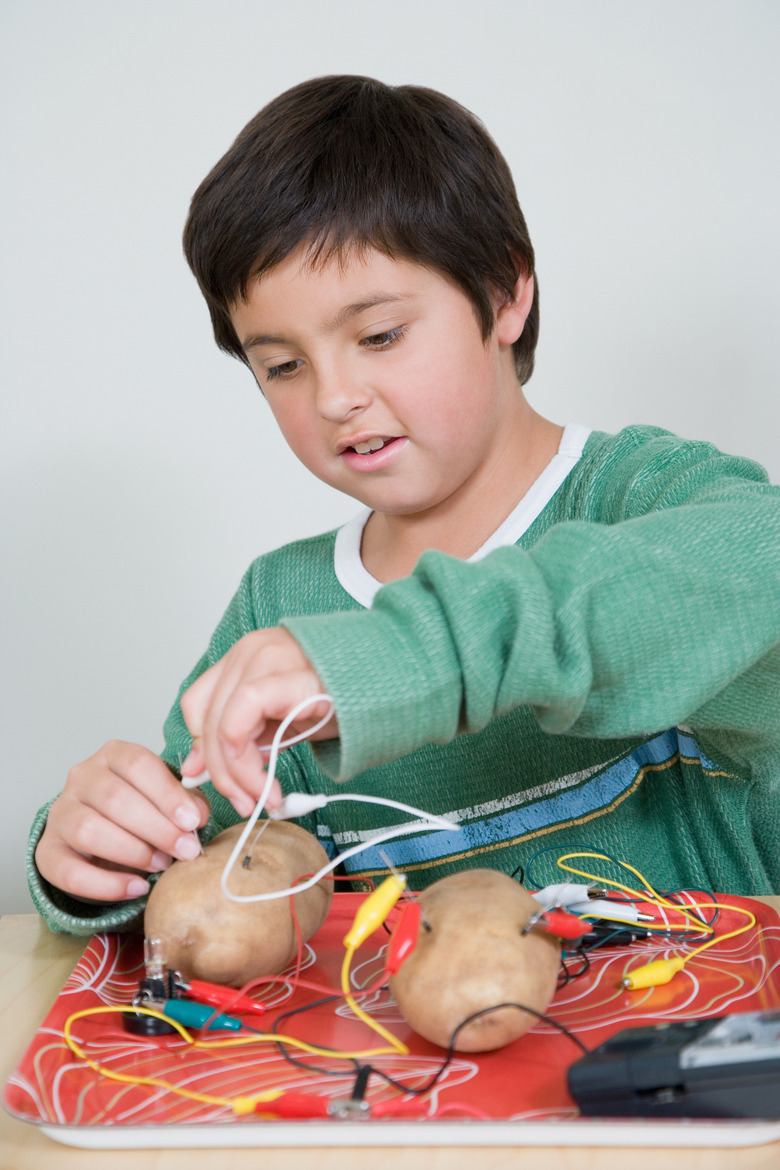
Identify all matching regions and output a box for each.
[180,628,338,817]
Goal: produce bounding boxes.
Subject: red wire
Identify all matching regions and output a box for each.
[235,879,391,1005]
[237,966,390,1004]
[288,874,306,986]
[185,881,393,1031]
[242,973,342,998]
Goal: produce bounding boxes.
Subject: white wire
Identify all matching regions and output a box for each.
[180,695,336,790]
[313,792,455,825]
[219,693,455,905]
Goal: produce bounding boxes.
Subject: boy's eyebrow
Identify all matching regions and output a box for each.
[241,293,414,351]
[325,292,412,332]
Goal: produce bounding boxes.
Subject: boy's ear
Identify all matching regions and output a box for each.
[494,273,535,346]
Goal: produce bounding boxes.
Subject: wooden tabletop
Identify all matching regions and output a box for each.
[2,908,780,1170]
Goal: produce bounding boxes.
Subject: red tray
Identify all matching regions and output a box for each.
[4,892,780,1149]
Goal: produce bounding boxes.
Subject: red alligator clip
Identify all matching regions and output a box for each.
[182,978,266,1017]
[538,910,594,942]
[385,900,422,975]
[253,1092,330,1119]
[252,1091,428,1121]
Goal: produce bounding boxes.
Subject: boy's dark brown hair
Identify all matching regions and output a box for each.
[184,75,539,384]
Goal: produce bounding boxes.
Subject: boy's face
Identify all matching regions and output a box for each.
[230,247,529,520]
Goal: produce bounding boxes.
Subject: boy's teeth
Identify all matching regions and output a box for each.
[353,438,387,454]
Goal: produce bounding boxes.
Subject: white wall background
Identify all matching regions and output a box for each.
[2,1,778,914]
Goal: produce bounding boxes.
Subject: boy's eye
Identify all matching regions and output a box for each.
[265,359,302,382]
[361,326,407,349]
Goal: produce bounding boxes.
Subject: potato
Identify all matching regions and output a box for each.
[144,821,332,987]
[388,869,560,1052]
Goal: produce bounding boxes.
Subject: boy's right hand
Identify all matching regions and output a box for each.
[34,741,210,904]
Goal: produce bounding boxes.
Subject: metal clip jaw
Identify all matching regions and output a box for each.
[328,1098,372,1120]
[521,907,545,936]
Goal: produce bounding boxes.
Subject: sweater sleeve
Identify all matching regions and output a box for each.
[283,441,780,782]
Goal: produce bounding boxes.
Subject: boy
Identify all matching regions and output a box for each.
[30,76,780,935]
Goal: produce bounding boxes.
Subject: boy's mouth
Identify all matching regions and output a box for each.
[338,435,408,469]
[350,436,393,454]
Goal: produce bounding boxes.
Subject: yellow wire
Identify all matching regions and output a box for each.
[674,902,756,967]
[63,1006,235,1108]
[551,852,758,985]
[63,1001,409,1111]
[341,946,409,1056]
[618,902,758,989]
[192,1033,403,1058]
[555,852,714,934]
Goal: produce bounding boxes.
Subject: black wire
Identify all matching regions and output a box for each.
[557,952,572,988]
[525,840,668,898]
[558,946,591,986]
[266,986,588,1102]
[524,841,604,889]
[580,927,633,952]
[368,1001,589,1098]
[351,1064,372,1100]
[660,887,720,930]
[450,1003,590,1057]
[510,862,525,884]
[269,995,361,1077]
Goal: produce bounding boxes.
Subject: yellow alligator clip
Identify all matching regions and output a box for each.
[343,874,407,949]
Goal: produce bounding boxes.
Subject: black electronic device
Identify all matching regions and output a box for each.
[567,1010,780,1119]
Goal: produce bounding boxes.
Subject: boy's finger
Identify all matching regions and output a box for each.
[36,838,152,904]
[265,776,283,809]
[216,771,281,816]
[180,741,206,780]
[198,737,265,819]
[56,788,201,868]
[198,675,306,808]
[192,792,211,824]
[217,671,328,760]
[180,661,222,739]
[100,742,209,833]
[59,770,200,866]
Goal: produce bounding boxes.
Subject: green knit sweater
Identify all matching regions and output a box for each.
[28,426,780,934]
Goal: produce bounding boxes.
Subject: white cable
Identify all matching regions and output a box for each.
[269,790,455,829]
[218,693,456,905]
[180,697,336,790]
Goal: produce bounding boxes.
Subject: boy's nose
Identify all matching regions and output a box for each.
[315,365,372,422]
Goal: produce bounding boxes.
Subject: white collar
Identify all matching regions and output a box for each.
[334,422,591,607]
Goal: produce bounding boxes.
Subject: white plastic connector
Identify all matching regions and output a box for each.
[181,770,210,790]
[531,885,647,924]
[533,882,594,906]
[569,898,644,923]
[268,792,328,820]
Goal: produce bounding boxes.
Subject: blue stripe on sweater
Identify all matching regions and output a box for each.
[340,726,700,872]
